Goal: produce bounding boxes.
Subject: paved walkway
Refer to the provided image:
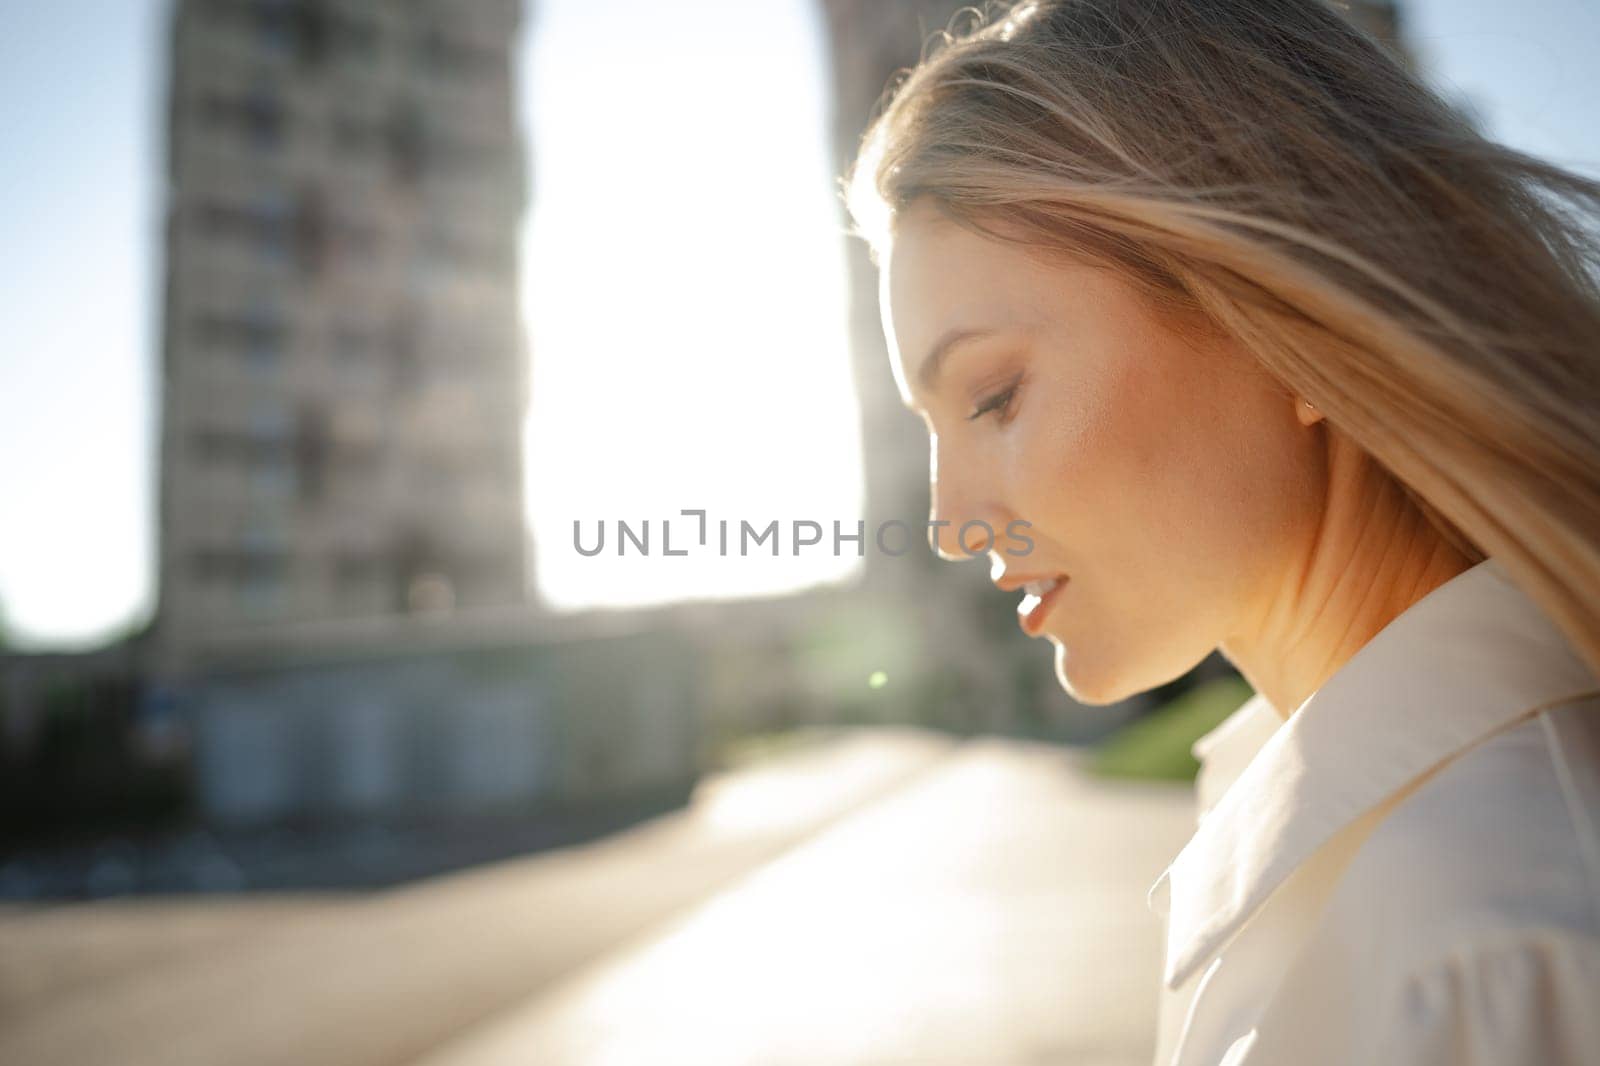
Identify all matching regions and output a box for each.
[0,730,1195,1066]
[420,738,1195,1066]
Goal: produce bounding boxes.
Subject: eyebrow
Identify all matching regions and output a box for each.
[916,328,997,394]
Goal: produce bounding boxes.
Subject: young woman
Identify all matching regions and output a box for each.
[841,2,1600,1063]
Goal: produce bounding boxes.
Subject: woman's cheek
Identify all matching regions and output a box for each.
[1041,364,1139,485]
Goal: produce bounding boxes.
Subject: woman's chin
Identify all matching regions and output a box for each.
[1053,631,1221,708]
[1051,639,1116,705]
[1051,637,1160,707]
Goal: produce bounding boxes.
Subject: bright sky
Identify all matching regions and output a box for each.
[520,0,862,612]
[0,0,1597,649]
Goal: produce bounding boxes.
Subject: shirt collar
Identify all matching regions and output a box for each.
[1147,556,1600,990]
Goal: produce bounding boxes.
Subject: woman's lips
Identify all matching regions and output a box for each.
[1017,575,1070,637]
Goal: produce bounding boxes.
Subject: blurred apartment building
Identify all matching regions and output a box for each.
[154,0,530,671]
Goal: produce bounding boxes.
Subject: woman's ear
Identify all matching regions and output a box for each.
[1296,397,1324,427]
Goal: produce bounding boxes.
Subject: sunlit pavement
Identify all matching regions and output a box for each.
[0,729,1194,1066]
[418,738,1194,1066]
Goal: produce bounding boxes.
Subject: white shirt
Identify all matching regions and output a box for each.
[1148,556,1600,1065]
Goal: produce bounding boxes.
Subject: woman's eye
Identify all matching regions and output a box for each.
[966,381,1019,423]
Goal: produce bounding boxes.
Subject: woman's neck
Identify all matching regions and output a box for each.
[1221,430,1477,720]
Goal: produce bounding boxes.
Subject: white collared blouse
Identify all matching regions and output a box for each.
[1148,556,1600,1065]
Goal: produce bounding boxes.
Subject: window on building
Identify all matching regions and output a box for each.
[387,101,425,186]
[293,185,329,277]
[293,402,331,505]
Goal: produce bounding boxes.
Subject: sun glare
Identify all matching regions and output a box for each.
[519,0,864,611]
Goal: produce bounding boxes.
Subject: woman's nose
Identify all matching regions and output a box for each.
[927,442,1001,562]
[928,507,977,561]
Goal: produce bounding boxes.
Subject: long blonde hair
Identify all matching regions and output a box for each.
[843,0,1600,679]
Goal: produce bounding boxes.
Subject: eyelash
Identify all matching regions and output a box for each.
[966,378,1021,423]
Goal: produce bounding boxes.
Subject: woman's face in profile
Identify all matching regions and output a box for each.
[879,200,1326,705]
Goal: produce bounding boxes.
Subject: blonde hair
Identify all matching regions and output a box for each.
[843,0,1600,679]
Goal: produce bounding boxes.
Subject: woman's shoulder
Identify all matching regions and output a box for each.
[1245,701,1600,1063]
[1325,697,1600,963]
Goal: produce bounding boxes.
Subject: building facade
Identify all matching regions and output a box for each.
[155,0,530,671]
